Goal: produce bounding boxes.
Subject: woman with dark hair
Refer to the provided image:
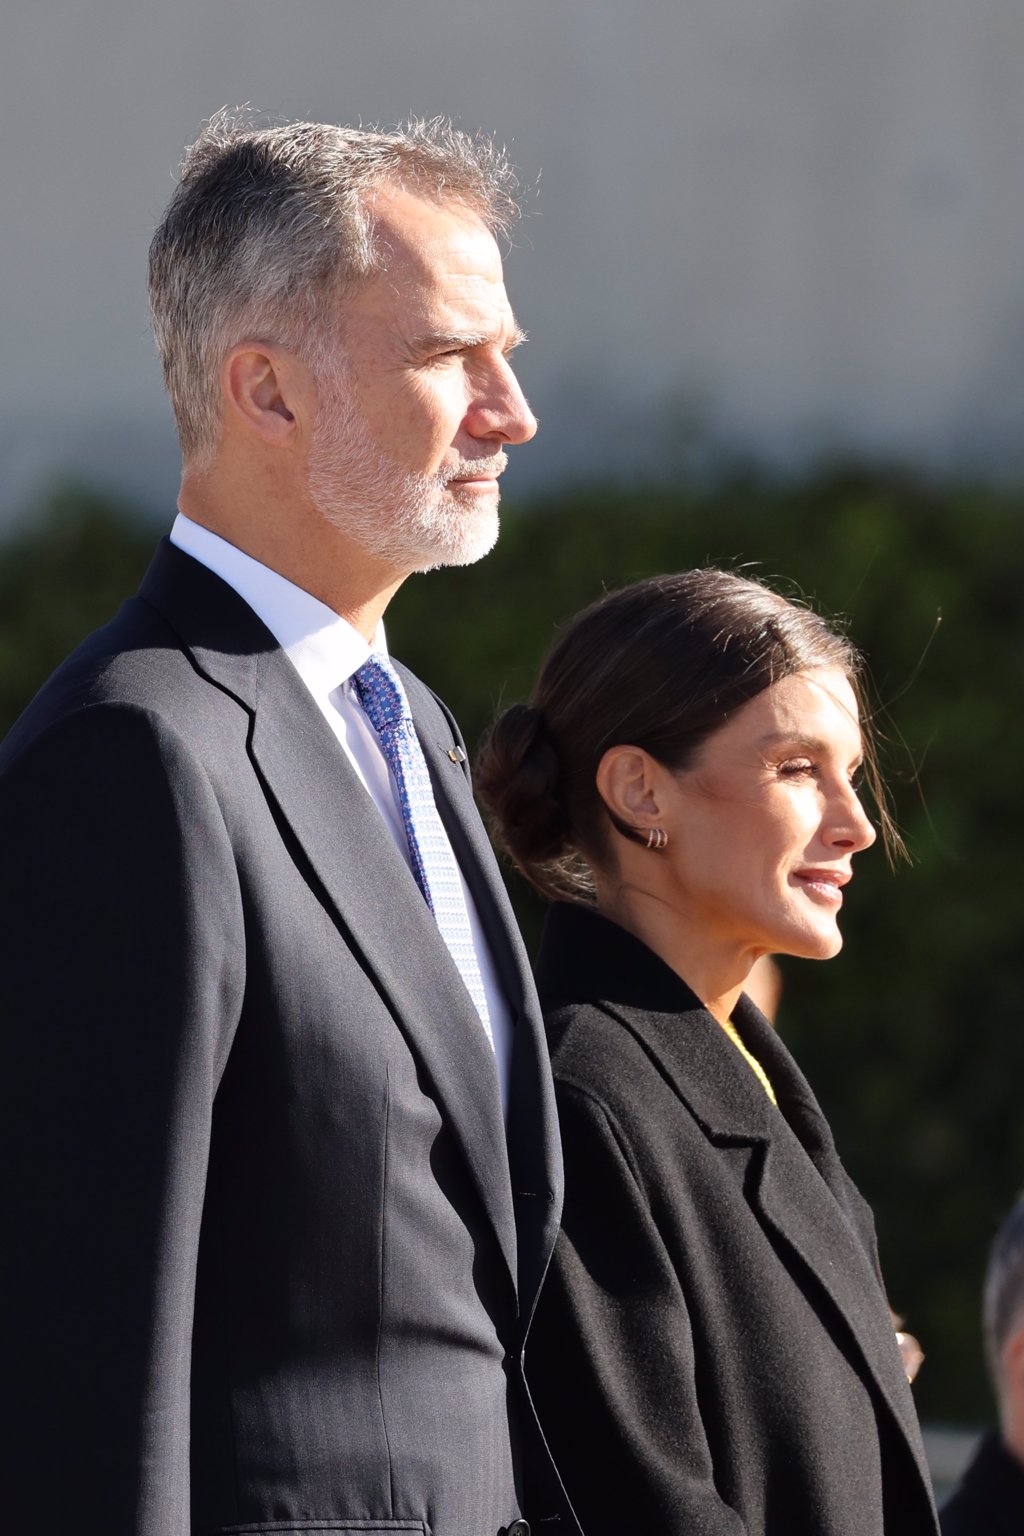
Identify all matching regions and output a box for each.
[478,570,938,1536]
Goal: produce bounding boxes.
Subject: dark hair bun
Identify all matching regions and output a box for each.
[476,702,568,870]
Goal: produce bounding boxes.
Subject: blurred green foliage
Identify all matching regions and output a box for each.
[0,486,156,731]
[4,469,1024,1426]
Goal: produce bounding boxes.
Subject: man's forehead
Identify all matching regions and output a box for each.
[365,183,504,282]
[341,186,515,343]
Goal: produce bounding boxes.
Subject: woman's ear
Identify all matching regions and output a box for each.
[595,745,663,836]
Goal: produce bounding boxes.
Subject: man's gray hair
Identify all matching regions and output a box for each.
[149,109,520,465]
[983,1194,1024,1385]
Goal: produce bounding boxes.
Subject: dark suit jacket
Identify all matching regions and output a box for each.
[0,540,568,1536]
[525,903,938,1536]
[940,1431,1024,1535]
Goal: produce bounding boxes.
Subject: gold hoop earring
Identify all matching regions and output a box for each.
[645,827,668,851]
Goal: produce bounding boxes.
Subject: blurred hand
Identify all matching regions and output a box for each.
[895,1328,925,1384]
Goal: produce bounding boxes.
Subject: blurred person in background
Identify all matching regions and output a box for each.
[941,1195,1024,1534]
[479,569,939,1536]
[0,112,567,1536]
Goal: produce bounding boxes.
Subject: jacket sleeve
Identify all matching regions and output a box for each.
[525,1080,748,1536]
[0,701,245,1532]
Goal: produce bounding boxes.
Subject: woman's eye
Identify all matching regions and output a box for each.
[779,759,815,777]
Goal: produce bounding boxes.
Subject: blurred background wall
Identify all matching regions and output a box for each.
[3,0,1024,524]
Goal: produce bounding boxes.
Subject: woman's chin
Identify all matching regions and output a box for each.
[774,925,844,963]
[810,926,844,961]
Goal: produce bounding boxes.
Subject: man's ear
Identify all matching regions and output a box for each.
[221,343,307,447]
[595,745,663,835]
[1002,1327,1024,1394]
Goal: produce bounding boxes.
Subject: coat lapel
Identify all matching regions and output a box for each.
[732,996,884,1265]
[138,541,519,1296]
[619,995,933,1494]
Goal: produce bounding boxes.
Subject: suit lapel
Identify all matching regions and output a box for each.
[138,541,519,1296]
[398,665,563,1321]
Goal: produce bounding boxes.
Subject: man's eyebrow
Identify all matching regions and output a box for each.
[404,324,528,359]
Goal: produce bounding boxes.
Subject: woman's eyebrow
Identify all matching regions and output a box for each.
[757,732,864,765]
[756,732,828,752]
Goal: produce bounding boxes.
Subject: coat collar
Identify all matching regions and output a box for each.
[537,902,933,1497]
[137,539,555,1306]
[538,901,849,1165]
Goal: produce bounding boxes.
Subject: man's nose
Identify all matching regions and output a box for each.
[465,357,538,445]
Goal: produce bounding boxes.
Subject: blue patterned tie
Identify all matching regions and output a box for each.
[351,656,492,1044]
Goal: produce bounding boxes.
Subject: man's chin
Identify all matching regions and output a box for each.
[312,483,501,574]
[408,507,500,574]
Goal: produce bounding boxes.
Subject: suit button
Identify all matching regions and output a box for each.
[504,1522,531,1536]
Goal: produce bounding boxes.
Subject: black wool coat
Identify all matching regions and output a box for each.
[524,902,939,1536]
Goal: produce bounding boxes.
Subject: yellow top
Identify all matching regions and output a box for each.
[719,1015,777,1105]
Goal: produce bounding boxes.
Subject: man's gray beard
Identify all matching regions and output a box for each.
[307,390,506,573]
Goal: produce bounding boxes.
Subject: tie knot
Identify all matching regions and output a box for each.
[351,655,410,738]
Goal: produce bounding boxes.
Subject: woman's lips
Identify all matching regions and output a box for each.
[793,868,850,903]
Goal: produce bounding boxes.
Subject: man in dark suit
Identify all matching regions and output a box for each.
[0,113,566,1536]
[941,1196,1024,1534]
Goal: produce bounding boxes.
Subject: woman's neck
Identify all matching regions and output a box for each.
[594,881,760,1023]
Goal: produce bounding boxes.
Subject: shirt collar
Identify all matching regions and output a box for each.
[170,513,387,702]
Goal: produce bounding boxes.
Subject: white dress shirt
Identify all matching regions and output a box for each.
[170,514,514,1107]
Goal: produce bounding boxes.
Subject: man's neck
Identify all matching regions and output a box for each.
[178,475,405,642]
[1002,1413,1024,1469]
